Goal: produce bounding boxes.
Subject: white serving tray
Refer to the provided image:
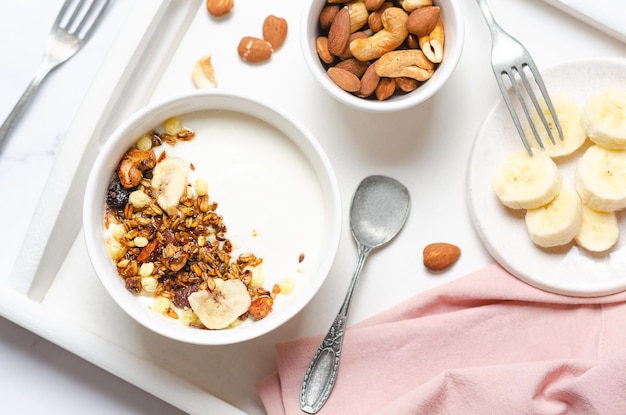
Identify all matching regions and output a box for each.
[8,1,479,413]
[6,0,622,413]
[540,0,626,43]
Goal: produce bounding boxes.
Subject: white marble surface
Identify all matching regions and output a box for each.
[0,0,624,414]
[0,1,184,413]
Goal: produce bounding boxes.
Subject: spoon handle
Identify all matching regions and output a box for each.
[300,244,371,413]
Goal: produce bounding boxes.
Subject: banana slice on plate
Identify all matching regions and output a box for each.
[583,88,626,150]
[527,94,587,157]
[575,144,626,212]
[525,184,582,248]
[574,205,619,252]
[493,150,562,209]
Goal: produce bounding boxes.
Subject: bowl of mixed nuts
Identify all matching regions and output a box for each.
[83,90,342,344]
[301,0,464,112]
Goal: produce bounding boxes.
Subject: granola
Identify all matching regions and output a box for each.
[104,117,276,329]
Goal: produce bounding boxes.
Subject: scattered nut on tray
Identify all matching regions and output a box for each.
[206,0,234,17]
[238,15,288,64]
[317,0,444,100]
[423,242,461,271]
[191,55,218,89]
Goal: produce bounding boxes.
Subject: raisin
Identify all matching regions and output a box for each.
[174,284,200,308]
[163,229,177,245]
[125,276,142,294]
[106,177,131,210]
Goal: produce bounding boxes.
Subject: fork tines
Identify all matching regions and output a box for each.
[55,0,111,41]
[496,59,564,155]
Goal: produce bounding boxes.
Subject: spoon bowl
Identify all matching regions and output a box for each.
[300,175,410,413]
[351,176,412,249]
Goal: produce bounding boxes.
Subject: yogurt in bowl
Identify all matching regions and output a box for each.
[83,90,341,345]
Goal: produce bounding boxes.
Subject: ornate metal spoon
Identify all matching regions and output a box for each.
[300,175,410,413]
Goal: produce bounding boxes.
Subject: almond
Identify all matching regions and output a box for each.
[359,63,380,97]
[237,36,273,63]
[407,33,419,49]
[365,0,386,11]
[327,6,351,56]
[339,31,368,59]
[395,76,419,92]
[423,242,461,271]
[375,77,396,101]
[327,67,361,92]
[316,36,335,64]
[367,2,392,32]
[407,6,440,37]
[335,58,369,77]
[206,0,233,17]
[320,5,340,30]
[263,15,288,50]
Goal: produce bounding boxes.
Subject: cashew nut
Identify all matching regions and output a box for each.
[191,55,218,89]
[399,0,432,13]
[347,0,369,33]
[418,18,444,63]
[375,49,435,81]
[350,7,409,61]
[117,148,157,189]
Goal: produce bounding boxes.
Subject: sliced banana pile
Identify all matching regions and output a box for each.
[527,94,587,158]
[584,89,626,149]
[493,150,561,210]
[493,88,626,252]
[575,145,626,212]
[524,184,582,248]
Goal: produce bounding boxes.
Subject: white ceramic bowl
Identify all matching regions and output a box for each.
[83,90,341,345]
[301,0,464,112]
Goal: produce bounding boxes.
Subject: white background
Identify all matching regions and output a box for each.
[0,0,624,414]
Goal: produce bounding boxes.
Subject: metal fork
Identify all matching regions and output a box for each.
[0,0,111,150]
[475,0,563,154]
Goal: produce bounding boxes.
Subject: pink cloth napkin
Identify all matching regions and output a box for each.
[256,264,626,415]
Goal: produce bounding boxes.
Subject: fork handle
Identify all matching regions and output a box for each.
[0,63,54,150]
[475,0,504,35]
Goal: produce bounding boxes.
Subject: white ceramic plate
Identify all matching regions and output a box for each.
[467,58,626,297]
